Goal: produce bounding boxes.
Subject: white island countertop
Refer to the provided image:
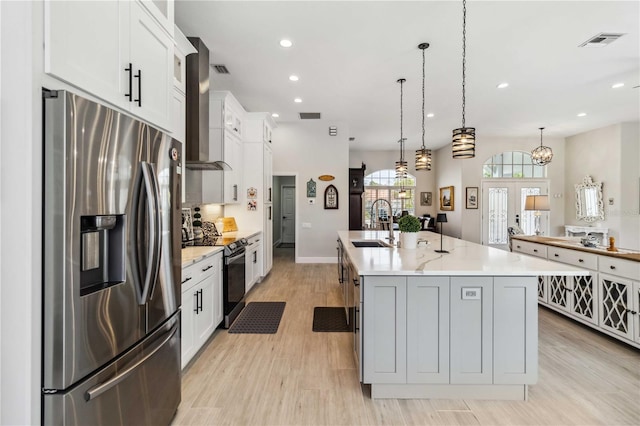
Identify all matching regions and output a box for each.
[339,230,589,277]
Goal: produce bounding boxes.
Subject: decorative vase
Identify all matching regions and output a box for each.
[401,232,418,249]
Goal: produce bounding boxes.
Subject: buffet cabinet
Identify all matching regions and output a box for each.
[513,240,640,348]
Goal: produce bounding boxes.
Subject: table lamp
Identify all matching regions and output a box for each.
[435,213,448,253]
[524,195,550,235]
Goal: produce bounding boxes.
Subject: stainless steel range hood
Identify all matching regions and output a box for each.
[185,37,231,171]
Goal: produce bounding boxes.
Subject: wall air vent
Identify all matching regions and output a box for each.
[579,33,625,48]
[299,112,321,119]
[212,64,230,74]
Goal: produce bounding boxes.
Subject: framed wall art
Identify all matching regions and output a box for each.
[466,187,478,209]
[420,191,432,206]
[439,186,454,211]
[307,179,316,198]
[324,184,338,209]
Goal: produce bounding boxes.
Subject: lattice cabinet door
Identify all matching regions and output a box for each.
[599,274,634,341]
[548,275,571,313]
[634,282,640,344]
[537,275,548,304]
[570,272,598,325]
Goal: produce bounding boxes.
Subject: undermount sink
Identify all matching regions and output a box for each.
[351,239,392,248]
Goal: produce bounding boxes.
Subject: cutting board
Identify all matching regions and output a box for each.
[222,217,238,232]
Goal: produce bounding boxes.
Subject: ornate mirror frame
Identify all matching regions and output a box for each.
[575,175,604,223]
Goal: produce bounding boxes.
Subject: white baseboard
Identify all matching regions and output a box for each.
[296,257,336,264]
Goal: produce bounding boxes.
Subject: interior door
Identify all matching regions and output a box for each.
[282,185,296,244]
[481,180,549,250]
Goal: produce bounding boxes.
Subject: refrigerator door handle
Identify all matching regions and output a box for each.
[84,323,178,402]
[139,162,161,305]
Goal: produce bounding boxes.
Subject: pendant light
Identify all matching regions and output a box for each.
[395,78,408,198]
[531,127,553,165]
[452,0,475,159]
[415,43,432,171]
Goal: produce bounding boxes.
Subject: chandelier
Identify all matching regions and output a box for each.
[452,0,475,159]
[531,127,553,165]
[415,42,432,171]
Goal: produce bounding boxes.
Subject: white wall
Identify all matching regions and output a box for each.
[1,2,41,424]
[565,124,623,243]
[349,149,438,217]
[434,145,463,238]
[272,121,349,262]
[565,122,640,250]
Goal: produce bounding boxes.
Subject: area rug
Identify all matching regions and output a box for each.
[228,302,286,334]
[312,307,351,332]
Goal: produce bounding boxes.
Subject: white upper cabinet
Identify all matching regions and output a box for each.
[45,0,174,131]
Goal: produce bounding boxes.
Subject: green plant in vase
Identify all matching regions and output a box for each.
[397,215,421,249]
[192,207,203,239]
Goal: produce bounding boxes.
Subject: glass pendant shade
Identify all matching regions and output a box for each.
[415,148,432,171]
[531,127,553,165]
[452,127,476,159]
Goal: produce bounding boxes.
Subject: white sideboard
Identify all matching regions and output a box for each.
[565,225,608,244]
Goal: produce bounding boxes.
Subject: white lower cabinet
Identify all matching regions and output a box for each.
[245,233,263,293]
[181,251,223,369]
[362,275,537,390]
[362,276,407,384]
[599,273,635,341]
[450,277,493,384]
[406,277,449,384]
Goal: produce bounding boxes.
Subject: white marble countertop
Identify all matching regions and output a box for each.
[181,230,261,268]
[339,230,589,277]
[181,246,224,268]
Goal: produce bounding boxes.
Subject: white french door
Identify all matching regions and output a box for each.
[481,180,549,250]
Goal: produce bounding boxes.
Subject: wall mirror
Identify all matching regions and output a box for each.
[575,175,604,222]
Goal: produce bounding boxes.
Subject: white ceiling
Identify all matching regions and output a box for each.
[175,1,640,152]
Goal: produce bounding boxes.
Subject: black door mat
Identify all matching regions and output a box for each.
[228,302,286,334]
[312,307,351,332]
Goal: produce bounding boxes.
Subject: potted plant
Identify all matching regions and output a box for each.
[397,214,421,249]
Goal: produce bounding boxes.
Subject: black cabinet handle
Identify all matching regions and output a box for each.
[268,188,272,202]
[516,245,521,249]
[181,276,192,284]
[268,207,272,220]
[233,184,238,201]
[554,253,559,257]
[194,292,199,314]
[610,265,616,270]
[198,289,203,312]
[353,278,360,287]
[134,69,141,106]
[124,63,133,101]
[202,265,213,272]
[578,259,584,263]
[533,249,538,253]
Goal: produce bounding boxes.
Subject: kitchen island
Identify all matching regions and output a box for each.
[339,230,588,400]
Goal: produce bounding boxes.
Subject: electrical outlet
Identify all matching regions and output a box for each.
[462,287,481,300]
[609,198,614,205]
[308,198,315,205]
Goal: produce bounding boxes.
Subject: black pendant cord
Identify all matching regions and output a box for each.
[539,127,545,147]
[398,78,406,162]
[461,0,467,129]
[421,46,426,149]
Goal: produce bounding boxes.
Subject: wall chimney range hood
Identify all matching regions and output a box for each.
[185,37,231,171]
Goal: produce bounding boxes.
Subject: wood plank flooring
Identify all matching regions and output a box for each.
[173,247,640,425]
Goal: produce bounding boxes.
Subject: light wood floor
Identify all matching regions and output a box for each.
[173,247,640,425]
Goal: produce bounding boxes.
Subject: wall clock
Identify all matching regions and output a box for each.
[324,184,338,209]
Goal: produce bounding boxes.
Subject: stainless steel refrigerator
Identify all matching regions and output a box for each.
[42,90,182,425]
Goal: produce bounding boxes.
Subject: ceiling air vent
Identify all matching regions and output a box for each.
[299,112,321,119]
[212,64,230,74]
[579,33,625,48]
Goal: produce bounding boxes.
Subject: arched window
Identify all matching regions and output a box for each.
[363,169,416,228]
[483,151,546,178]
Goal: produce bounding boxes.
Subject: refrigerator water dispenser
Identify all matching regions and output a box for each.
[80,215,125,296]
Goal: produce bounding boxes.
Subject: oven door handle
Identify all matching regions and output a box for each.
[225,251,245,264]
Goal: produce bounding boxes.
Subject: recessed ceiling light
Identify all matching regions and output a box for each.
[426,113,435,118]
[294,98,302,103]
[289,75,299,82]
[279,39,292,48]
[271,113,279,118]
[577,112,587,117]
[496,82,509,89]
[611,82,625,89]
